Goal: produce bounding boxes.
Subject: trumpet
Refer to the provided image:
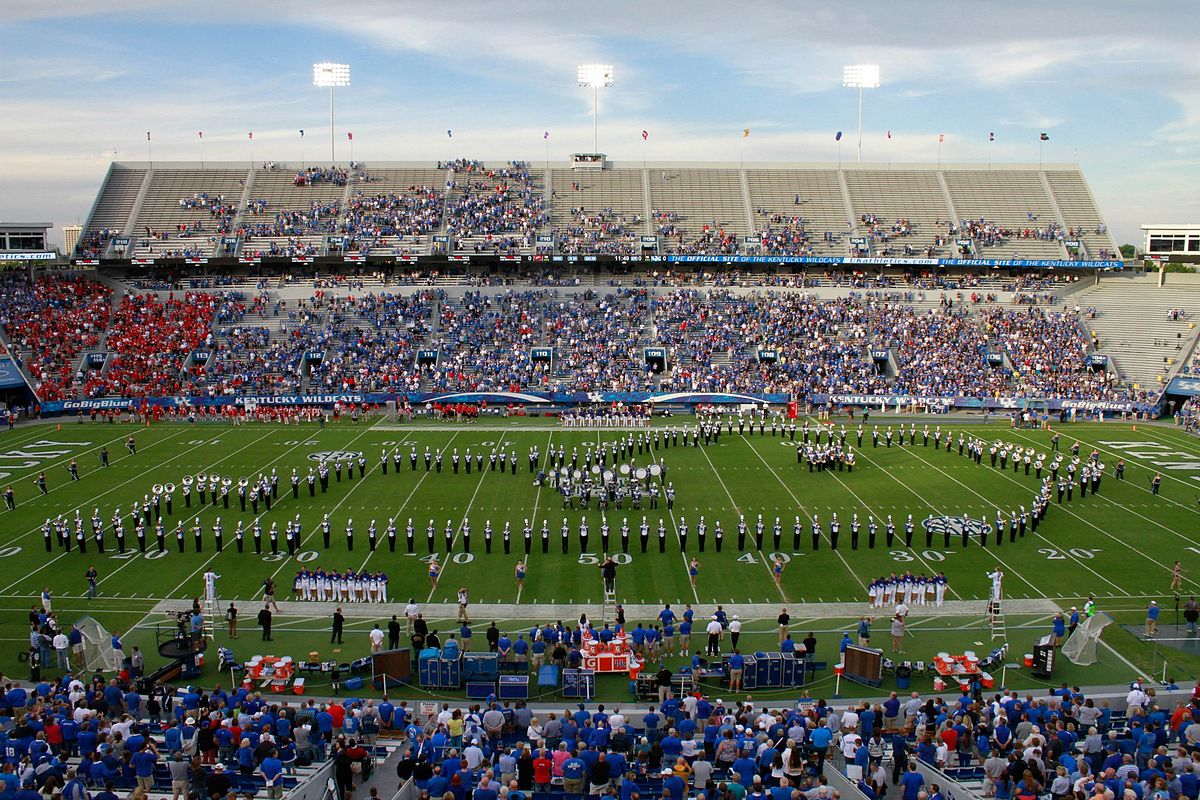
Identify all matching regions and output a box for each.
[165,483,176,494]
[182,475,194,487]
[153,484,164,496]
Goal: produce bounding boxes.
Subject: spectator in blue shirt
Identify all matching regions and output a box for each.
[900,764,925,800]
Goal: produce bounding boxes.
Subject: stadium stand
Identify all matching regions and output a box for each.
[941,170,1066,260]
[237,165,347,258]
[87,292,219,398]
[77,166,147,258]
[73,161,1121,265]
[746,169,851,257]
[127,169,247,259]
[1067,273,1200,394]
[0,275,113,401]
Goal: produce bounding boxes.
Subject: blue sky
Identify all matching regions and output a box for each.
[1,0,1197,248]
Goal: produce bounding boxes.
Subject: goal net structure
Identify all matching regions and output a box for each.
[1062,612,1112,666]
[76,616,124,673]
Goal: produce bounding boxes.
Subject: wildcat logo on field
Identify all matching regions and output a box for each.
[308,450,363,464]
[921,515,989,538]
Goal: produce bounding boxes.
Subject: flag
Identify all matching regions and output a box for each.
[146,131,151,142]
[347,132,353,141]
[447,129,452,138]
[938,133,944,143]
[641,130,648,141]
[299,129,304,138]
[543,131,549,140]
[197,131,203,140]
[989,131,995,142]
[248,131,253,140]
[887,130,892,140]
[1040,132,1050,141]
[835,131,842,141]
[743,128,750,138]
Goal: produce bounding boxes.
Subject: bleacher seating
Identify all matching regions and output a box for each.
[128,169,247,259]
[843,171,951,258]
[746,169,850,256]
[943,170,1066,260]
[77,167,147,257]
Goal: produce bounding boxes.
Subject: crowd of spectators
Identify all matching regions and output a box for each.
[982,308,1119,400]
[0,275,112,401]
[292,166,349,187]
[557,208,640,256]
[87,292,218,398]
[445,162,547,249]
[308,291,437,394]
[0,274,1146,403]
[341,188,443,254]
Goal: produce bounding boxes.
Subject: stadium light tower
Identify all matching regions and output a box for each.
[843,64,880,163]
[577,64,614,154]
[313,62,350,163]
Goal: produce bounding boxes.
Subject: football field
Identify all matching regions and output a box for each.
[3,414,1199,696]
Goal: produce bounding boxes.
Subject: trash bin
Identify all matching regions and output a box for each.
[895,664,912,690]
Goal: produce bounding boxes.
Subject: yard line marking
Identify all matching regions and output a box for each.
[94,427,289,588]
[428,433,508,602]
[695,438,789,601]
[1,425,201,546]
[1,421,94,451]
[124,422,385,638]
[520,430,556,606]
[1,427,236,593]
[738,433,867,596]
[1004,427,1200,545]
[1068,423,1200,501]
[0,424,177,485]
[953,424,1199,587]
[843,437,1034,598]
[896,435,1129,595]
[354,433,460,576]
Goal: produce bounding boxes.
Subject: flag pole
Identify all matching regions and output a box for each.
[199,134,204,169]
[147,133,152,168]
[937,138,942,170]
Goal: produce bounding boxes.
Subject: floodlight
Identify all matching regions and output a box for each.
[313,63,351,163]
[842,64,881,163]
[577,64,614,88]
[577,64,615,154]
[313,62,351,88]
[842,64,880,89]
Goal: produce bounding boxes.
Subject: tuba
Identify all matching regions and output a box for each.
[196,472,208,485]
[223,477,233,488]
[165,483,176,495]
[239,478,249,488]
[153,484,164,496]
[182,475,194,487]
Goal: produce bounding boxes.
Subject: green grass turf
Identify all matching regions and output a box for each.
[2,415,1199,699]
